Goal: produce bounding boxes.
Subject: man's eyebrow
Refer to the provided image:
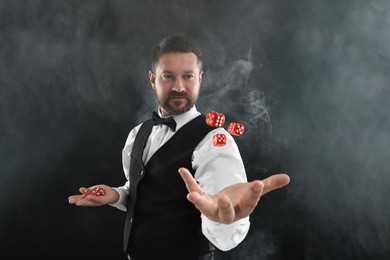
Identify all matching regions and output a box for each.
[161,70,195,74]
[161,70,174,74]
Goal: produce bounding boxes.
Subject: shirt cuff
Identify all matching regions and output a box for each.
[108,186,129,212]
[201,215,250,251]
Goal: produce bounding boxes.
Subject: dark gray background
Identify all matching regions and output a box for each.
[1,0,389,259]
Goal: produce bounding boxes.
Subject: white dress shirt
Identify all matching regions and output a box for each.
[111,106,250,251]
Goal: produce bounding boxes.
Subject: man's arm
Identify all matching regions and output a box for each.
[68,124,142,210]
[190,128,249,250]
[188,128,289,250]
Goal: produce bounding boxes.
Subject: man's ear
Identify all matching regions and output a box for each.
[199,71,203,84]
[149,71,156,90]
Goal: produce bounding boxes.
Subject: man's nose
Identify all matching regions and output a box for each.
[172,78,185,92]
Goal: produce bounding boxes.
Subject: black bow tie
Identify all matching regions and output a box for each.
[152,111,177,132]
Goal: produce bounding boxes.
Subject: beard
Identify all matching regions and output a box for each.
[157,90,198,115]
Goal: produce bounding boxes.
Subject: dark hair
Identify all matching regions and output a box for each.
[151,35,202,72]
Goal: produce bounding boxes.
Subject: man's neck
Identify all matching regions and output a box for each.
[159,106,195,117]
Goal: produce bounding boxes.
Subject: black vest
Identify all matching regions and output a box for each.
[123,114,215,260]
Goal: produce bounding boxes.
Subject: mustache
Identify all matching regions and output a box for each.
[168,91,188,97]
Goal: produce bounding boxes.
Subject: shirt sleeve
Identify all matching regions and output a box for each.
[192,128,250,251]
[109,123,142,212]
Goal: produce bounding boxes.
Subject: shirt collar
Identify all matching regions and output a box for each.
[158,106,200,132]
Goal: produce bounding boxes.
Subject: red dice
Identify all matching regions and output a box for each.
[83,187,106,198]
[206,111,225,128]
[213,133,227,147]
[228,122,245,136]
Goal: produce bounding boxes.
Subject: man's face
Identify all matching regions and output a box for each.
[149,52,203,116]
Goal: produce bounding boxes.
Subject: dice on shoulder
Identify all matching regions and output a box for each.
[83,186,107,198]
[228,122,245,136]
[206,111,225,128]
[213,133,227,147]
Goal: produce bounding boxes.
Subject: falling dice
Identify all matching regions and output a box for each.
[213,133,227,147]
[228,122,245,136]
[206,111,225,128]
[83,187,107,198]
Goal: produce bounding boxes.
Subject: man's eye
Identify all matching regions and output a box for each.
[184,74,194,80]
[163,74,173,80]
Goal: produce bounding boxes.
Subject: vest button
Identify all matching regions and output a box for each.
[140,170,144,175]
[130,218,133,223]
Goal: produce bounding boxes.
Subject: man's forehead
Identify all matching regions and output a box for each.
[156,52,201,72]
[159,52,198,59]
[160,70,196,74]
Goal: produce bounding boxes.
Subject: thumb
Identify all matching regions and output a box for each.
[262,174,290,195]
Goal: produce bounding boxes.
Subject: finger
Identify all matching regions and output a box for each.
[178,167,203,194]
[68,187,89,204]
[75,199,98,206]
[217,195,235,224]
[187,192,218,218]
[68,193,104,206]
[68,195,96,206]
[68,187,87,203]
[262,174,290,196]
[85,195,106,204]
[68,195,83,204]
[74,196,104,206]
[237,181,263,215]
[251,180,265,196]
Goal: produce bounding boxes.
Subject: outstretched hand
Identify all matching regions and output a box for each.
[178,167,290,224]
[68,185,119,206]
